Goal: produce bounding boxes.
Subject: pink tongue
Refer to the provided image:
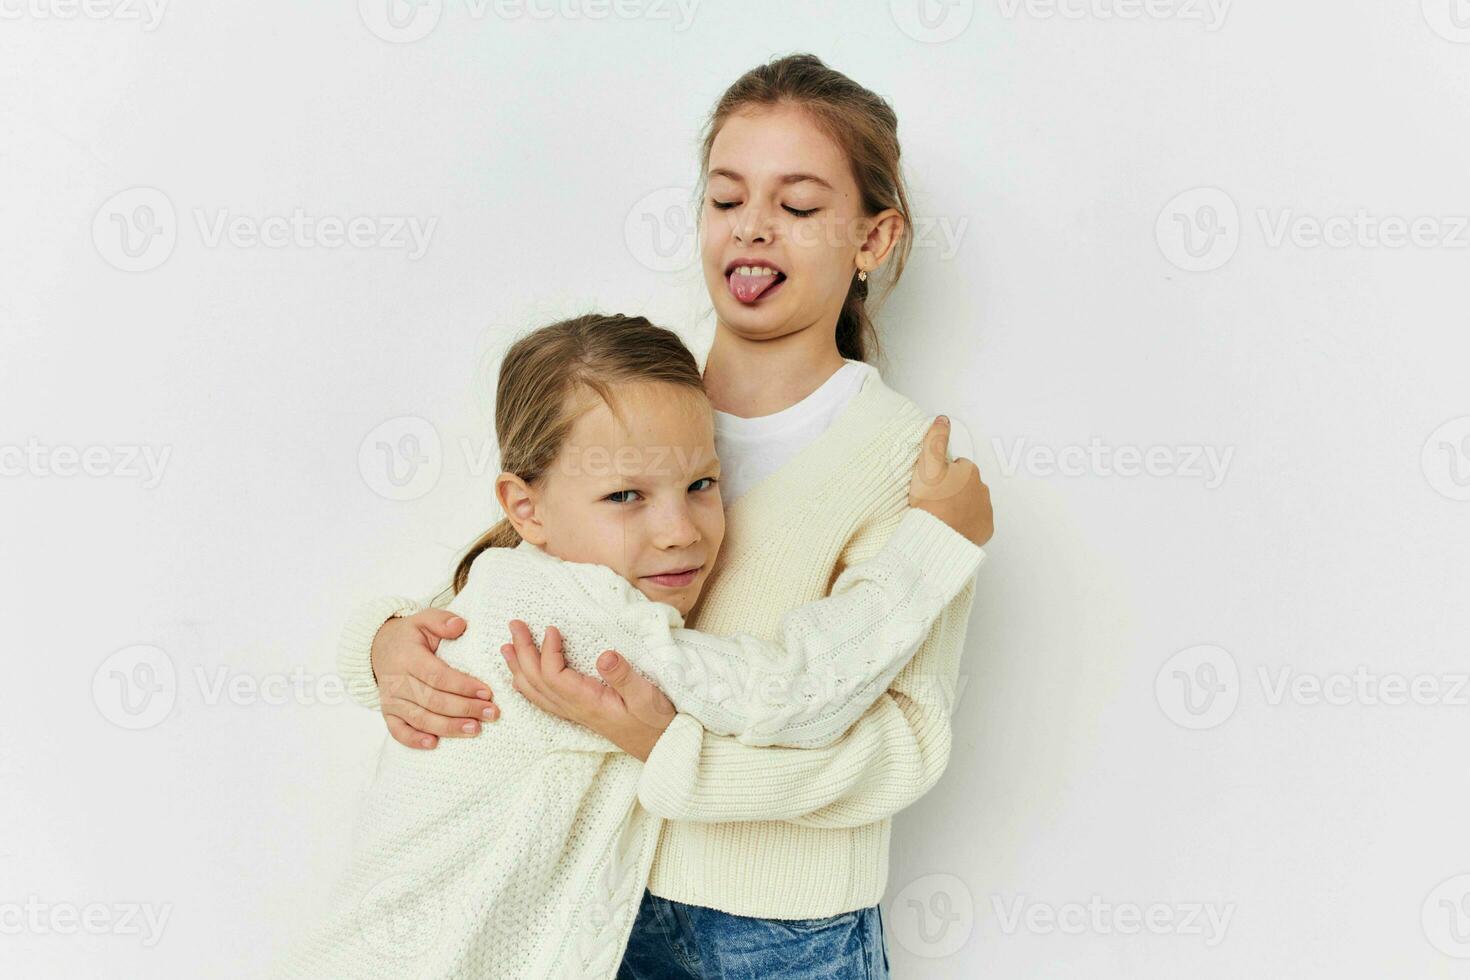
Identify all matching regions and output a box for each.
[730,272,781,303]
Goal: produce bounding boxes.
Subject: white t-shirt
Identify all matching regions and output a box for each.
[712,360,874,505]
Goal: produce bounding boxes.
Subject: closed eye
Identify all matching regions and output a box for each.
[709,200,819,218]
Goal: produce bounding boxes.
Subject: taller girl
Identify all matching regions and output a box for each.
[344,54,994,978]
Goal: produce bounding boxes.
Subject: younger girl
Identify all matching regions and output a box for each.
[277,313,984,978]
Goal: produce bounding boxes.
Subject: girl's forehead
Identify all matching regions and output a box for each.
[710,106,847,173]
[564,388,714,460]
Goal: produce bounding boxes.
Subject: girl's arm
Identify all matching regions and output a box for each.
[336,583,502,750]
[579,507,983,749]
[633,506,977,828]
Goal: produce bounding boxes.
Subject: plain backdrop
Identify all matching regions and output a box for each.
[3,1,1469,977]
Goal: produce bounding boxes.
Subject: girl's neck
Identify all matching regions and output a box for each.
[702,321,850,419]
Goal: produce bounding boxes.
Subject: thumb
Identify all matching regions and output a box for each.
[910,416,952,498]
[417,608,468,644]
[596,650,634,688]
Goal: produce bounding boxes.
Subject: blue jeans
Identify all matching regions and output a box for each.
[617,888,890,979]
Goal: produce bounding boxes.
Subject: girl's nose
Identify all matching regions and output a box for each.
[653,504,700,549]
[733,201,773,245]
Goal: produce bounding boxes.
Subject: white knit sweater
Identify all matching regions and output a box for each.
[334,359,983,920]
[278,508,983,978]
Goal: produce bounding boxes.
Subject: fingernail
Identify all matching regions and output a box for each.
[476,689,491,700]
[598,651,617,670]
[937,415,949,425]
[462,721,478,734]
[482,706,498,720]
[419,737,433,748]
[447,616,465,630]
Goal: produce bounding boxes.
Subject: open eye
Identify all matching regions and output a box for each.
[605,489,642,504]
[690,477,718,493]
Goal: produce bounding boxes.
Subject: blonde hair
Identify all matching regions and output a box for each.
[697,53,914,363]
[451,312,706,595]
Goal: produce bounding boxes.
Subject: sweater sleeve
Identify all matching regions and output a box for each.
[634,517,980,827]
[607,508,983,749]
[335,581,454,711]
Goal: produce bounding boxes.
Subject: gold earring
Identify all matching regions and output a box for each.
[857,269,868,282]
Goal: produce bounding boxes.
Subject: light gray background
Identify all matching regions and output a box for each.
[3,1,1469,977]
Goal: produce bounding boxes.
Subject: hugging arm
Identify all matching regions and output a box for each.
[606,508,982,749]
[634,508,980,828]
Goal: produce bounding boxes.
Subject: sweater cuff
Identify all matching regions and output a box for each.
[885,508,987,601]
[336,594,424,711]
[636,713,705,818]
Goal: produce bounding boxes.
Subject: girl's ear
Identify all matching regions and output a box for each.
[858,208,906,274]
[496,472,547,545]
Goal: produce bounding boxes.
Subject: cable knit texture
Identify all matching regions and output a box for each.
[284,512,981,977]
[329,364,984,926]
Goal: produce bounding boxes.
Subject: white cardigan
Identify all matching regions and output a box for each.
[277,508,983,979]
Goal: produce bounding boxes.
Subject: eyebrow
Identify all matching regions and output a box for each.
[707,168,834,192]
